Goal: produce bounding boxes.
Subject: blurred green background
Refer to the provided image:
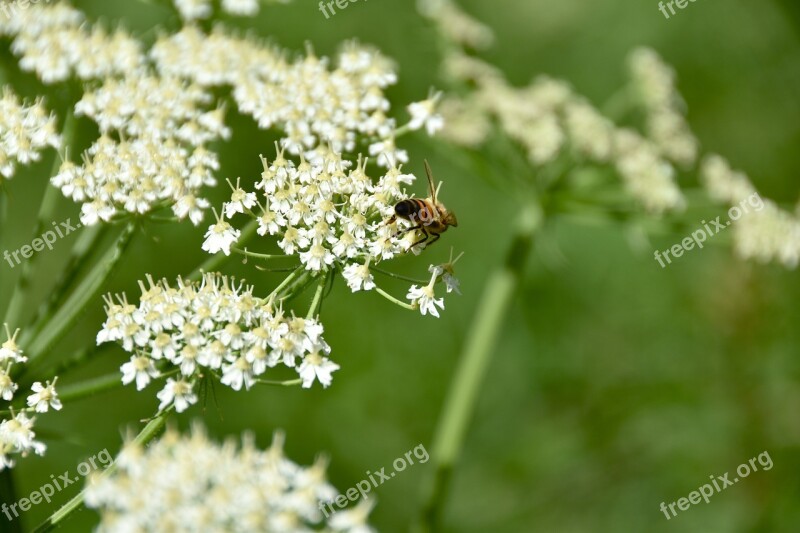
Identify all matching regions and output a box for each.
[2,0,800,531]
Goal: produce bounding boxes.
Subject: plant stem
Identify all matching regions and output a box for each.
[232,247,290,260]
[267,266,304,300]
[254,378,303,387]
[25,224,107,339]
[416,202,542,532]
[187,220,258,282]
[56,372,124,403]
[375,286,415,311]
[2,110,76,329]
[32,410,171,533]
[306,273,329,319]
[19,223,137,373]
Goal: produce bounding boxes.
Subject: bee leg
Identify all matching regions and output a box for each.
[426,233,441,247]
[411,228,430,248]
[395,224,424,238]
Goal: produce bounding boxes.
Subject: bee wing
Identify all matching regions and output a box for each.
[424,159,437,203]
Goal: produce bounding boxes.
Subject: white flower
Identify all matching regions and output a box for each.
[222,0,260,16]
[156,378,197,413]
[342,263,376,292]
[0,412,46,470]
[85,426,361,532]
[174,0,212,21]
[0,325,25,364]
[26,380,62,413]
[220,357,255,391]
[121,356,159,391]
[202,210,241,255]
[225,178,258,218]
[329,500,377,533]
[0,367,18,401]
[407,91,445,136]
[0,89,61,180]
[298,352,340,389]
[407,272,446,318]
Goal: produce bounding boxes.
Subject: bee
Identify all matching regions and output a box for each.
[390,160,458,248]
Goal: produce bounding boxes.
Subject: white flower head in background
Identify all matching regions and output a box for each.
[85,426,369,532]
[408,90,445,136]
[0,88,61,180]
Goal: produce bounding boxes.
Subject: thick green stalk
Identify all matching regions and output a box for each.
[56,372,124,403]
[416,203,542,532]
[26,224,107,339]
[3,110,76,329]
[21,223,137,370]
[32,411,170,533]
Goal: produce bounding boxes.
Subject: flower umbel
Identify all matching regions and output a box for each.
[85,425,371,532]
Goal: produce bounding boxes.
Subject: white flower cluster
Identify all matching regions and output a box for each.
[52,135,218,226]
[628,48,699,168]
[152,26,423,165]
[51,72,229,226]
[206,146,417,267]
[1,3,144,83]
[97,274,339,413]
[173,0,289,20]
[436,47,686,214]
[701,155,800,268]
[418,0,494,50]
[0,325,62,470]
[85,425,374,533]
[0,89,61,180]
[206,146,462,317]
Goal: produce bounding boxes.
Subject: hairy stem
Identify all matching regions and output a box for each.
[417,202,542,532]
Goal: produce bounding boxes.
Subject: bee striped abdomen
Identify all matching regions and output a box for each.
[394,199,431,222]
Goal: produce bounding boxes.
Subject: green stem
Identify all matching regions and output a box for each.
[26,224,107,339]
[416,203,542,532]
[33,410,171,533]
[19,223,137,372]
[306,274,328,319]
[254,378,303,387]
[56,372,124,403]
[371,265,429,285]
[232,247,289,260]
[267,266,304,300]
[2,110,76,329]
[375,286,415,311]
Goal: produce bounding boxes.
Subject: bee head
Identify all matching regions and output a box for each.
[443,210,458,227]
